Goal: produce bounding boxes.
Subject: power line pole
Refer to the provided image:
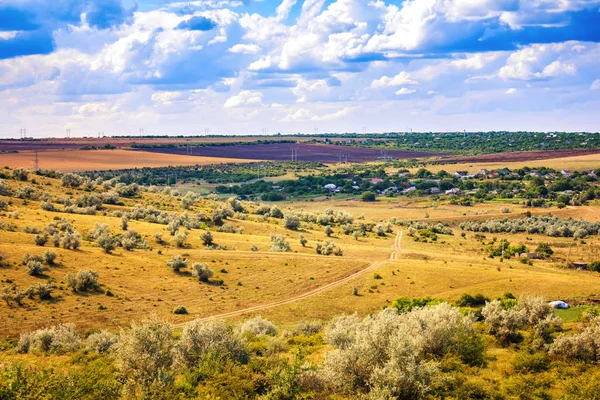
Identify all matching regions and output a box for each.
[33,150,39,170]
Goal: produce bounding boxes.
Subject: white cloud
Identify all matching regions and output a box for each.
[228,44,261,54]
[592,80,600,90]
[276,0,298,22]
[498,43,579,80]
[151,91,184,104]
[450,53,499,70]
[0,31,19,40]
[371,71,417,88]
[505,88,517,94]
[223,90,264,108]
[395,88,416,95]
[541,61,576,77]
[281,108,312,121]
[312,106,357,121]
[248,56,272,71]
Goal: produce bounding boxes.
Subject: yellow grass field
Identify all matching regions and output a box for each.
[0,149,260,172]
[2,171,600,336]
[414,152,600,174]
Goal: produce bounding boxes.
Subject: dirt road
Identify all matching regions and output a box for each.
[173,231,403,327]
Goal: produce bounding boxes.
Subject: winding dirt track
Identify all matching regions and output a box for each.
[173,231,403,327]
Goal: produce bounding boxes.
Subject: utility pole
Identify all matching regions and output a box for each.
[33,150,39,171]
[290,146,298,162]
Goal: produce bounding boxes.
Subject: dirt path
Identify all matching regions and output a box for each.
[173,231,402,327]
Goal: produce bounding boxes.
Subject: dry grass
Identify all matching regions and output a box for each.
[0,149,260,172]
[257,229,600,327]
[413,152,600,174]
[2,173,600,336]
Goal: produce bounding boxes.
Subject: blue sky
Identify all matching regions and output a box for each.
[1,0,599,137]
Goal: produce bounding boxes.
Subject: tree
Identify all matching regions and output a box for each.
[361,191,376,202]
[535,243,554,259]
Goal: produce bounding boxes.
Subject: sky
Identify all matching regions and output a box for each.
[0,0,599,138]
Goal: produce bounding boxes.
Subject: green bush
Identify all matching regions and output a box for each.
[361,191,376,202]
[456,293,489,307]
[173,305,188,315]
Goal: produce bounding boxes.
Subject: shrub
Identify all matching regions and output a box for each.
[174,319,248,368]
[61,173,83,188]
[172,305,188,315]
[212,205,234,225]
[0,179,12,196]
[116,316,174,395]
[43,250,57,265]
[172,231,188,248]
[60,231,81,250]
[17,324,80,354]
[36,283,54,299]
[316,240,342,256]
[239,316,278,336]
[256,204,271,215]
[361,191,376,202]
[392,296,441,313]
[180,192,197,209]
[270,206,284,219]
[0,198,7,211]
[153,232,164,244]
[191,262,213,283]
[324,226,334,237]
[284,214,301,230]
[27,260,44,276]
[548,317,600,362]
[293,320,323,336]
[121,216,129,230]
[34,234,48,246]
[40,200,55,211]
[589,261,600,272]
[12,168,29,181]
[86,330,119,353]
[167,255,188,272]
[97,234,117,253]
[201,231,214,246]
[270,234,291,252]
[456,293,489,307]
[512,351,550,373]
[218,223,236,233]
[482,296,561,347]
[299,234,307,247]
[228,196,244,212]
[535,243,554,259]
[322,304,482,397]
[64,271,95,293]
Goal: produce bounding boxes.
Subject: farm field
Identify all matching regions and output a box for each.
[140,142,444,163]
[0,149,260,172]
[0,136,319,152]
[418,151,600,173]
